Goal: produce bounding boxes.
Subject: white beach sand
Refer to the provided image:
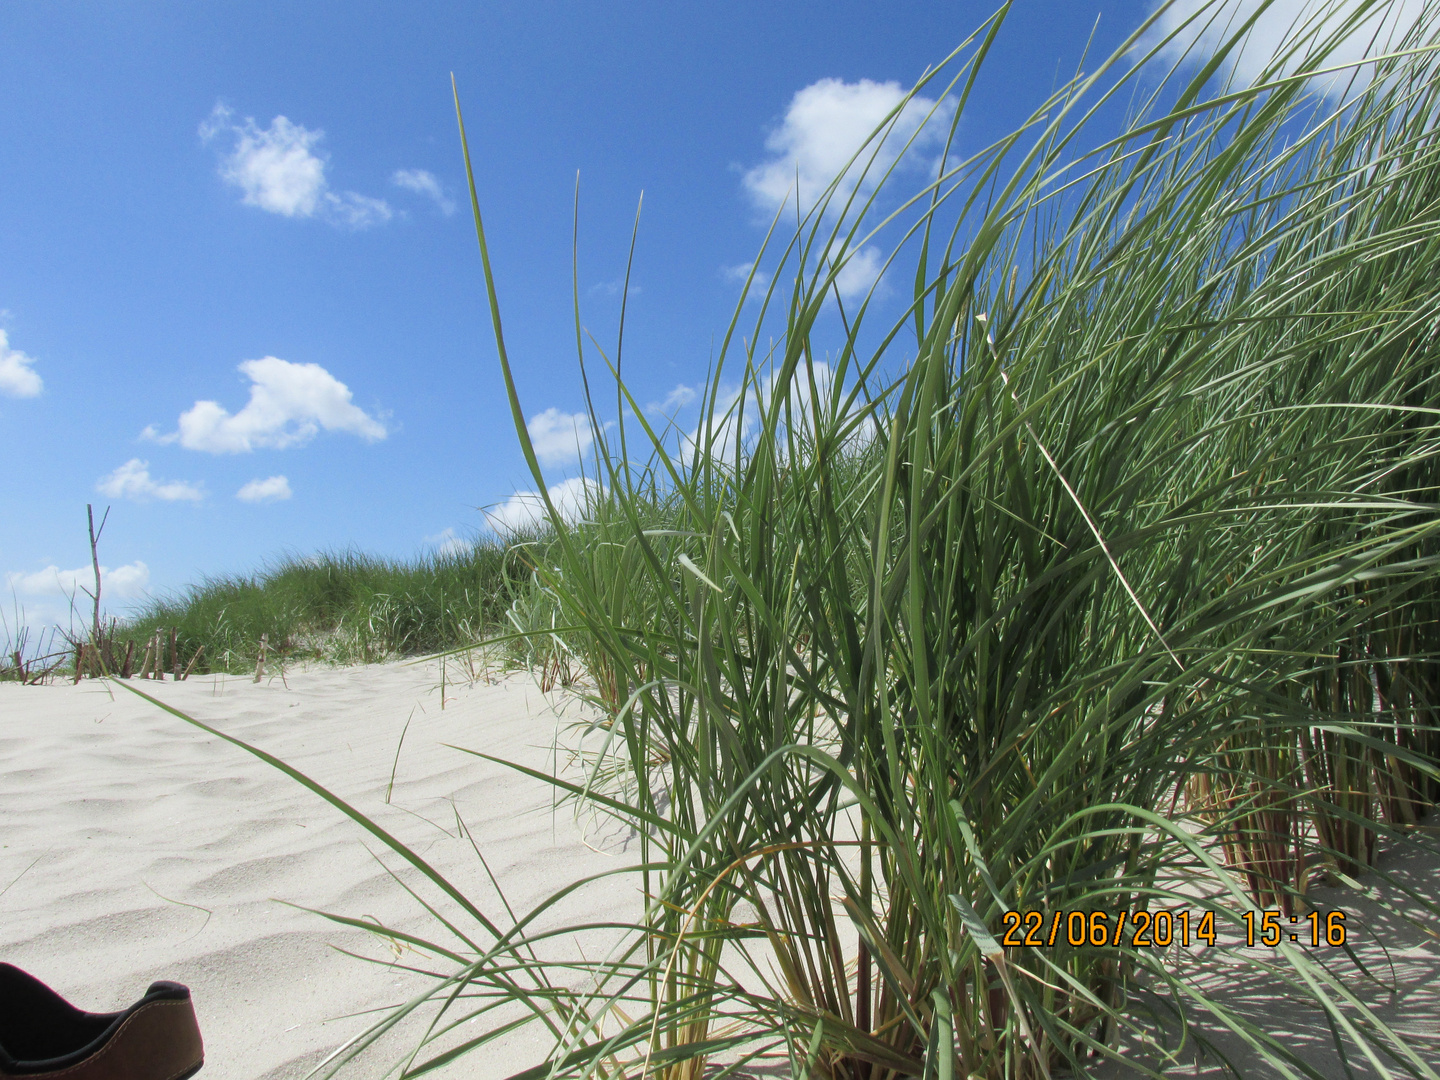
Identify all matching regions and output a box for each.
[0,659,639,1080]
[2,660,1438,1079]
[1098,833,1440,1079]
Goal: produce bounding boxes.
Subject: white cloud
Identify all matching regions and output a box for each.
[724,247,882,304]
[647,383,698,414]
[682,360,880,463]
[201,106,324,216]
[426,527,472,557]
[829,246,887,303]
[236,475,292,503]
[722,262,774,301]
[6,560,150,600]
[392,168,456,215]
[485,477,604,534]
[1138,0,1431,98]
[323,191,393,229]
[200,104,392,228]
[588,279,642,299]
[153,356,386,453]
[0,330,42,398]
[527,407,595,468]
[97,459,204,502]
[106,562,151,596]
[742,78,955,217]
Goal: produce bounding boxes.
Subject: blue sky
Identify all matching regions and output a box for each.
[0,0,1411,631]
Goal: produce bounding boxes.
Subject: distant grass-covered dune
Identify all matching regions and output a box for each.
[106,541,539,676]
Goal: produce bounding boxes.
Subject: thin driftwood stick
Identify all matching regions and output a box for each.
[120,640,135,679]
[170,628,180,680]
[73,645,86,685]
[29,654,67,686]
[139,640,154,680]
[181,646,203,681]
[154,631,165,680]
[85,504,109,651]
[253,633,268,684]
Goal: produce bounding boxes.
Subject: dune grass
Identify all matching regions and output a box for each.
[119,0,1440,1077]
[109,540,541,675]
[0,617,70,684]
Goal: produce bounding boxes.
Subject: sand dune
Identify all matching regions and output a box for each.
[3,660,1438,1079]
[0,659,636,1080]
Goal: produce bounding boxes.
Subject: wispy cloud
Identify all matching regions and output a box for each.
[485,477,603,534]
[742,77,954,217]
[828,246,888,303]
[1139,0,1431,98]
[148,356,386,453]
[0,329,42,398]
[323,192,394,229]
[682,360,879,463]
[200,104,392,229]
[425,527,472,557]
[6,561,150,599]
[588,279,643,299]
[236,475,292,503]
[97,459,204,502]
[392,168,456,215]
[647,383,698,414]
[722,250,881,304]
[722,262,774,300]
[527,408,595,468]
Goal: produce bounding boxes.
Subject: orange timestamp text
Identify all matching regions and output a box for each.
[999,908,1348,949]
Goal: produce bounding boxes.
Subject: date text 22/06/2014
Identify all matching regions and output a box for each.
[999,908,1348,949]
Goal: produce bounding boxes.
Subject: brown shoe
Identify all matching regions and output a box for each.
[0,963,203,1079]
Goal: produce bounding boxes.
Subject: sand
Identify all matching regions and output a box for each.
[2,660,1438,1080]
[1097,834,1440,1079]
[0,659,638,1080]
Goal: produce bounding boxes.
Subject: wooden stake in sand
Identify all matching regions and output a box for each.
[180,646,203,681]
[254,634,268,684]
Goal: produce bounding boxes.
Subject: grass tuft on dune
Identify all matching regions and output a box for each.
[111,540,542,675]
